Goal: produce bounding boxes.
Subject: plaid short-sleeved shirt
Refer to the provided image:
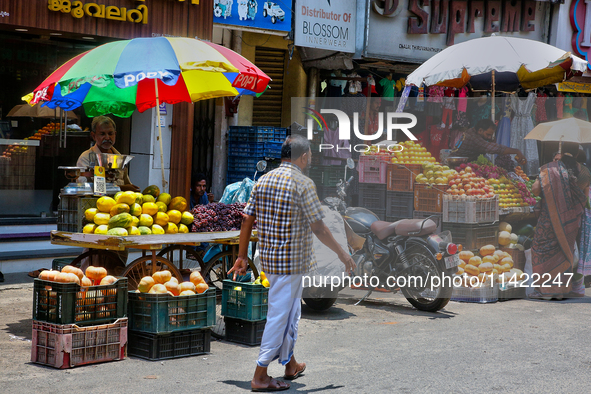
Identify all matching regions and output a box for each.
[244,162,325,275]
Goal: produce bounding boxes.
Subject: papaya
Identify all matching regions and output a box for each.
[113,191,123,202]
[110,203,130,216]
[156,202,168,213]
[169,196,187,212]
[85,208,98,222]
[165,223,178,234]
[167,210,182,224]
[108,212,134,229]
[107,227,128,236]
[134,193,143,205]
[181,211,194,225]
[157,193,172,205]
[83,223,97,234]
[142,202,158,216]
[139,213,154,227]
[116,191,137,205]
[131,216,140,227]
[142,194,156,203]
[138,226,152,235]
[178,223,189,233]
[96,196,116,213]
[130,203,142,217]
[93,212,111,225]
[151,224,165,234]
[127,226,140,235]
[143,185,160,198]
[154,212,169,226]
[94,225,109,234]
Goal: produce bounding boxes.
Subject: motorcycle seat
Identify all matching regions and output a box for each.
[370,219,437,240]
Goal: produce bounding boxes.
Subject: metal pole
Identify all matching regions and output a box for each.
[491,70,496,121]
[154,78,167,192]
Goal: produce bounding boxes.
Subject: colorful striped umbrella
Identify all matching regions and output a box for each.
[27,37,271,118]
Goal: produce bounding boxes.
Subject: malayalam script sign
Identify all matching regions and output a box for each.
[294,0,357,53]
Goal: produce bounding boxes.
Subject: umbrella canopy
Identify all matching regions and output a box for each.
[7,104,78,119]
[27,37,271,118]
[405,36,587,91]
[524,117,591,144]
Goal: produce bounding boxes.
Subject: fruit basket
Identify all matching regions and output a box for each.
[128,328,210,360]
[33,277,128,325]
[386,163,422,192]
[224,317,266,346]
[31,318,128,369]
[442,194,499,224]
[128,289,215,334]
[222,280,269,321]
[451,285,498,303]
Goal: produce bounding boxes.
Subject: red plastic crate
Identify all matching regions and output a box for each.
[414,184,449,212]
[387,164,422,192]
[358,155,388,184]
[31,318,127,369]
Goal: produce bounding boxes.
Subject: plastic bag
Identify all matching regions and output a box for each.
[219,178,255,204]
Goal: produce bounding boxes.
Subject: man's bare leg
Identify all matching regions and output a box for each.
[251,365,290,391]
[284,355,306,380]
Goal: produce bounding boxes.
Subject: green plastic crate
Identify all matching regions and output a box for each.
[128,289,216,334]
[52,257,77,271]
[221,280,268,321]
[33,277,128,325]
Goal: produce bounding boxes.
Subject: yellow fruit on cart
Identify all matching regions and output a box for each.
[134,193,143,205]
[110,203,130,216]
[127,226,140,235]
[262,278,270,288]
[93,212,111,225]
[169,196,188,211]
[85,208,98,222]
[165,223,178,234]
[138,226,152,235]
[157,192,172,205]
[178,223,189,233]
[94,224,109,234]
[83,223,97,234]
[142,194,156,203]
[113,191,123,202]
[130,203,142,217]
[143,185,160,198]
[151,224,165,234]
[156,201,168,213]
[154,212,169,226]
[96,196,116,213]
[108,212,134,229]
[139,213,154,226]
[138,276,155,293]
[167,210,182,224]
[181,211,194,225]
[116,191,136,205]
[142,202,158,216]
[107,227,128,236]
[131,216,140,227]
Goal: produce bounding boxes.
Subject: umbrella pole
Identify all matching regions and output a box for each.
[154,78,167,192]
[491,70,496,121]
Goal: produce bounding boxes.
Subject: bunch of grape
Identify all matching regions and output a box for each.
[495,154,516,172]
[191,202,248,232]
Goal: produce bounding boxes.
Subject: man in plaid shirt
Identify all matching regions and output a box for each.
[453,119,526,164]
[230,134,355,392]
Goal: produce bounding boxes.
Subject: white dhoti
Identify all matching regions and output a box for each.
[257,273,304,367]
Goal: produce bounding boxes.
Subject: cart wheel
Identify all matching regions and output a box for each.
[202,251,258,339]
[157,245,206,276]
[70,250,125,275]
[122,255,183,291]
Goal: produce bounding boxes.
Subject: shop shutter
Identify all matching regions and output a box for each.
[252,47,286,127]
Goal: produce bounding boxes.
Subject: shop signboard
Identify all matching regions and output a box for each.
[213,0,292,33]
[294,0,357,53]
[364,0,549,63]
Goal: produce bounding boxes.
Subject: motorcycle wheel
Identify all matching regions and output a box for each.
[399,243,452,312]
[303,297,337,311]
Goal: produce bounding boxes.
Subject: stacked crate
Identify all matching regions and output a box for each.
[308,165,343,201]
[31,277,129,369]
[126,289,215,360]
[385,163,421,222]
[221,280,268,346]
[227,126,286,184]
[357,155,388,220]
[441,195,500,251]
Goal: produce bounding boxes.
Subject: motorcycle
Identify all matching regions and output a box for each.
[303,158,461,312]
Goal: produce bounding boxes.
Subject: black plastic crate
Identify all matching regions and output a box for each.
[128,328,210,360]
[385,191,414,220]
[33,278,128,325]
[442,222,499,251]
[52,257,77,271]
[224,317,266,346]
[128,289,215,334]
[57,196,99,233]
[373,208,386,221]
[358,184,387,210]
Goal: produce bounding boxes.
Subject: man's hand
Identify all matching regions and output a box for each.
[120,184,141,192]
[514,151,527,166]
[228,256,249,281]
[338,251,356,272]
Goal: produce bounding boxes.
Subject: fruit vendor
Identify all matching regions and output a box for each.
[76,116,140,192]
[229,134,355,392]
[452,119,527,165]
[190,173,209,209]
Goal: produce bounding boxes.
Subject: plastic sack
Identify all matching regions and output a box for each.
[219,178,255,204]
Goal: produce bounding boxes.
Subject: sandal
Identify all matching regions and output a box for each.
[251,377,290,392]
[28,268,48,278]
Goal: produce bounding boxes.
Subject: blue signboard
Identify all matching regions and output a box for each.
[213,0,292,33]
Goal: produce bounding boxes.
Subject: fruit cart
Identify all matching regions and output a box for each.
[49,230,259,290]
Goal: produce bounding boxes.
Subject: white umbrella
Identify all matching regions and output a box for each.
[524,117,591,144]
[405,36,587,119]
